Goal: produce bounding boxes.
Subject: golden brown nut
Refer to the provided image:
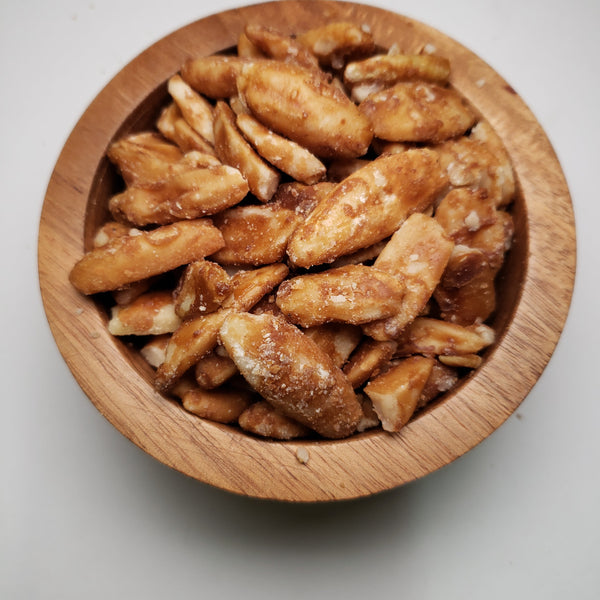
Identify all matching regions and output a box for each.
[106,132,183,187]
[272,181,334,217]
[194,350,239,389]
[156,102,218,155]
[92,221,133,248]
[394,317,495,356]
[213,100,281,202]
[343,338,397,389]
[107,291,181,336]
[219,313,362,439]
[438,354,483,369]
[344,53,450,86]
[434,260,498,325]
[181,386,254,424]
[243,24,320,71]
[155,264,289,391]
[359,81,476,143]
[69,219,224,295]
[287,148,448,268]
[276,265,405,328]
[236,60,373,159]
[435,188,497,242]
[236,112,326,185]
[362,213,454,340]
[211,203,301,266]
[434,134,515,207]
[297,21,375,68]
[303,324,362,368]
[108,165,249,226]
[181,55,252,98]
[364,356,435,432]
[173,259,232,318]
[238,401,312,440]
[167,74,215,145]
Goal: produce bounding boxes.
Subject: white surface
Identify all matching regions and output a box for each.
[1,0,598,598]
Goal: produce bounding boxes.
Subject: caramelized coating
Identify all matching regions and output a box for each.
[343,338,398,389]
[435,188,497,241]
[69,220,224,295]
[364,356,435,432]
[213,100,281,202]
[344,53,450,86]
[181,386,254,424]
[181,55,252,99]
[107,291,181,336]
[106,132,183,187]
[173,259,232,318]
[211,203,301,266]
[417,360,459,408]
[363,213,454,340]
[297,21,375,68]
[92,221,133,248]
[243,24,320,71]
[434,260,498,325]
[303,324,362,368]
[219,313,362,438]
[109,164,249,226]
[237,60,373,159]
[462,210,514,270]
[359,81,476,143]
[167,74,215,145]
[276,265,405,328]
[287,148,448,268]
[236,112,327,184]
[155,264,289,391]
[394,317,495,356]
[156,102,218,155]
[272,181,334,217]
[238,401,312,440]
[194,350,239,389]
[434,134,515,207]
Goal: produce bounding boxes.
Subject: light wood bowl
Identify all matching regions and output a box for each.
[38,1,576,502]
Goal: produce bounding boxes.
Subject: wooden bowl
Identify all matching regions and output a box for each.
[38,0,576,501]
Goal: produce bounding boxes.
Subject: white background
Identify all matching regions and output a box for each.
[2,0,598,598]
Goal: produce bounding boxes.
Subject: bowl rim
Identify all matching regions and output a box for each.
[37,0,576,502]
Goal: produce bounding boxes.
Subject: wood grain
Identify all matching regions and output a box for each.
[38,1,576,502]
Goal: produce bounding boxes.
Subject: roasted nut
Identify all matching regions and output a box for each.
[181,385,254,423]
[236,112,326,185]
[219,312,363,438]
[287,148,448,267]
[69,219,225,295]
[344,53,451,86]
[359,81,476,143]
[238,400,312,440]
[107,291,181,336]
[363,212,454,340]
[364,356,435,432]
[213,100,281,202]
[173,259,232,318]
[210,202,301,266]
[236,60,373,159]
[276,264,406,327]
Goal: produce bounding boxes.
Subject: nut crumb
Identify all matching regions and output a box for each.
[75,307,84,316]
[295,447,310,464]
[89,331,100,339]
